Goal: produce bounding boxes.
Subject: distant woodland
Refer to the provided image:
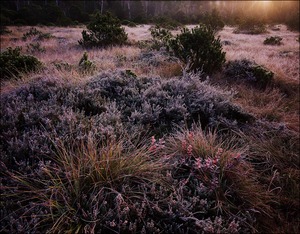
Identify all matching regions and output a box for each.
[1,0,299,30]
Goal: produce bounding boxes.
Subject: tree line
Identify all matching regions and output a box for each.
[1,0,299,30]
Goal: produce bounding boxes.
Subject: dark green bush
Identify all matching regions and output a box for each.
[78,52,96,74]
[0,47,42,80]
[168,24,226,74]
[153,16,182,30]
[150,25,172,50]
[79,12,128,48]
[263,36,283,45]
[225,59,274,88]
[234,17,267,34]
[201,8,225,32]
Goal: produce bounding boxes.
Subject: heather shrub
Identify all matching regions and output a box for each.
[0,47,42,79]
[168,24,226,74]
[163,126,274,232]
[82,71,253,134]
[78,12,128,48]
[225,59,274,88]
[263,36,283,45]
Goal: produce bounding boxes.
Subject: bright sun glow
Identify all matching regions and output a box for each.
[260,1,271,6]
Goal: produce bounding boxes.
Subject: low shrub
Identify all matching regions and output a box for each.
[26,42,46,54]
[78,51,96,74]
[122,20,137,27]
[0,47,42,79]
[168,24,226,74]
[163,126,274,232]
[79,12,128,48]
[234,17,267,34]
[225,59,274,88]
[149,25,172,50]
[153,16,182,30]
[22,27,52,41]
[263,36,283,45]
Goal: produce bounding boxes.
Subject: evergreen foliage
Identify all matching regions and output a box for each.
[78,52,96,74]
[79,12,128,48]
[263,36,283,45]
[0,47,42,79]
[168,24,226,74]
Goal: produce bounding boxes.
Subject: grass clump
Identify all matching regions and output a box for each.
[1,134,167,233]
[79,12,128,48]
[263,36,283,45]
[168,24,226,74]
[224,59,274,89]
[0,47,42,80]
[162,126,274,232]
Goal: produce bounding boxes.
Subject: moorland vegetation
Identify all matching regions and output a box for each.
[0,9,299,234]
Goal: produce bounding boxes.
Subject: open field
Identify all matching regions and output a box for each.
[1,24,299,233]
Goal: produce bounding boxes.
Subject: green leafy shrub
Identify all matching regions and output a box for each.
[168,24,226,74]
[79,12,128,48]
[150,25,172,50]
[263,36,283,45]
[234,17,267,34]
[201,8,225,31]
[225,59,274,88]
[0,47,42,79]
[78,51,96,74]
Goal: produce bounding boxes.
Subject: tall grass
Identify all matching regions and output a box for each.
[2,133,166,233]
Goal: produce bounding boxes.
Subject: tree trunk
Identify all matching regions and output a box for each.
[100,0,104,14]
[127,1,131,19]
[16,0,20,11]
